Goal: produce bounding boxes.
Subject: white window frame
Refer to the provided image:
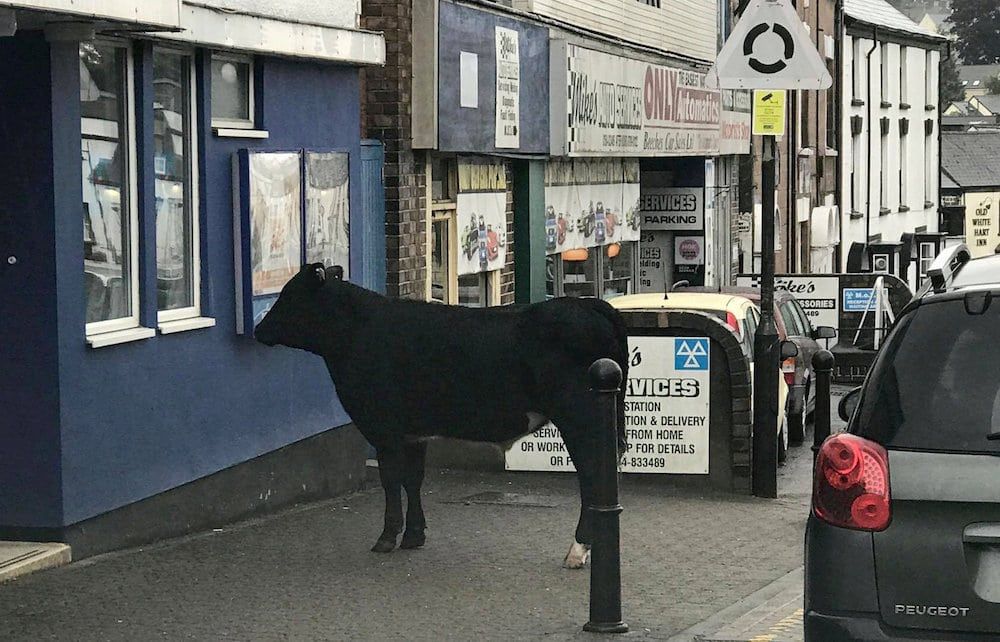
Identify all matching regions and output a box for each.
[210,52,255,130]
[852,38,862,100]
[85,40,142,338]
[899,46,908,105]
[156,46,204,325]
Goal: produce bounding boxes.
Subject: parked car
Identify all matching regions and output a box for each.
[805,244,1000,640]
[609,292,794,462]
[677,285,837,444]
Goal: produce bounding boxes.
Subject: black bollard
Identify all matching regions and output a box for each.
[811,350,835,461]
[583,358,628,634]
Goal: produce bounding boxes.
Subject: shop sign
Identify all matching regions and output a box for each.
[457,158,507,275]
[719,89,752,155]
[737,274,839,332]
[843,288,877,313]
[544,159,641,255]
[638,231,670,292]
[505,336,711,474]
[494,26,520,149]
[941,193,963,207]
[561,44,720,157]
[964,192,1000,258]
[640,187,704,231]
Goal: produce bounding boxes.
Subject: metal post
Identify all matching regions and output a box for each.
[811,349,835,461]
[753,135,780,499]
[583,358,628,634]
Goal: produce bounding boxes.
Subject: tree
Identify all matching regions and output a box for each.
[940,52,965,108]
[986,76,1000,95]
[949,0,1000,64]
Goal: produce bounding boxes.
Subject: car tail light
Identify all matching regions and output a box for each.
[813,434,891,531]
[782,358,796,386]
[726,312,741,338]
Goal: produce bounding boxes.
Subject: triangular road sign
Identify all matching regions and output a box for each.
[707,0,832,90]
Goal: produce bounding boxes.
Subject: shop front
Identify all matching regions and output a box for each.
[0,5,384,556]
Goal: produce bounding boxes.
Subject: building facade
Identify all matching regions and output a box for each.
[0,1,384,556]
[839,0,947,289]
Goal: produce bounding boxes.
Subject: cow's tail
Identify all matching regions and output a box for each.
[592,300,630,462]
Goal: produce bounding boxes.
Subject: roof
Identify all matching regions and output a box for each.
[941,131,1000,189]
[974,94,1000,115]
[945,101,972,115]
[959,64,1000,83]
[608,292,752,316]
[941,172,959,190]
[844,0,945,39]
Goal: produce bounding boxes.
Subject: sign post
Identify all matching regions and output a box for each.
[708,0,831,498]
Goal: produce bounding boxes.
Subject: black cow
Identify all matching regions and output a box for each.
[255,264,628,567]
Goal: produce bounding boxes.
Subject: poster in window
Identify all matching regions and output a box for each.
[457,158,507,276]
[249,152,302,296]
[543,159,641,255]
[305,151,350,277]
[495,26,520,149]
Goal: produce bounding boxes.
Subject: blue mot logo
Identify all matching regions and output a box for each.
[675,339,709,371]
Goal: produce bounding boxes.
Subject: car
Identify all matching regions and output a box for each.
[609,291,794,462]
[805,244,1000,641]
[676,285,837,444]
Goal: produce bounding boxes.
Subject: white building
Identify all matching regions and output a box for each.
[839,0,948,282]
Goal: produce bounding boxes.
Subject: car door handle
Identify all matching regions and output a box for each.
[964,523,1000,544]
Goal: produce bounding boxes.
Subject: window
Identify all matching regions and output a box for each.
[547,243,638,300]
[924,124,933,206]
[211,54,253,128]
[81,41,139,333]
[899,46,908,105]
[458,273,491,307]
[852,39,863,101]
[779,301,805,337]
[899,130,907,210]
[851,131,862,213]
[153,48,200,320]
[801,90,811,146]
[430,217,451,303]
[918,242,935,283]
[826,60,837,149]
[880,125,889,212]
[880,44,889,101]
[925,50,933,107]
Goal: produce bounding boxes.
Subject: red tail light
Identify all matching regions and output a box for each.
[726,312,741,338]
[782,358,796,386]
[813,434,891,531]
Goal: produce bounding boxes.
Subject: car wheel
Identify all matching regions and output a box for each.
[788,411,805,445]
[778,419,788,465]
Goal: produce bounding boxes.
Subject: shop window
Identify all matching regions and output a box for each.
[458,273,491,307]
[211,54,254,128]
[153,48,201,321]
[430,216,451,304]
[81,41,139,333]
[548,243,638,300]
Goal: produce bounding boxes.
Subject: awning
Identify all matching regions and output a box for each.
[0,1,181,30]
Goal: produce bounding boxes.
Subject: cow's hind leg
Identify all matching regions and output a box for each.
[400,440,428,550]
[373,444,406,553]
[551,409,600,570]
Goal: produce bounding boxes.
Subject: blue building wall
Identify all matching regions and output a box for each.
[0,34,365,528]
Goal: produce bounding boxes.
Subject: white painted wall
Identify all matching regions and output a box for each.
[513,0,717,63]
[839,35,940,270]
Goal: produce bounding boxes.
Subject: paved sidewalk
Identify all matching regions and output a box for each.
[0,401,839,641]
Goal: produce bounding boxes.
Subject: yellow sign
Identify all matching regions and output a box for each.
[964,192,1000,257]
[752,90,787,136]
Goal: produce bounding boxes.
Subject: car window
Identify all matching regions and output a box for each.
[778,301,804,337]
[790,299,813,335]
[854,297,1000,454]
[744,308,758,359]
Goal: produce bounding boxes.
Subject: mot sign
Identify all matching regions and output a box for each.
[707,0,832,90]
[505,336,711,474]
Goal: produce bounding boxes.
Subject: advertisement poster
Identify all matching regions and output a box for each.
[544,159,641,255]
[718,89,752,155]
[457,159,507,275]
[964,192,1000,258]
[638,230,670,292]
[305,151,350,278]
[563,44,720,156]
[495,26,520,149]
[640,187,704,231]
[505,336,711,474]
[737,274,840,332]
[250,152,302,296]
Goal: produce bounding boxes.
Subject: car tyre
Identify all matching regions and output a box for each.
[788,411,805,446]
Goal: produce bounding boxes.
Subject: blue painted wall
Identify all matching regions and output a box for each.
[437,0,549,154]
[0,35,365,528]
[0,33,63,527]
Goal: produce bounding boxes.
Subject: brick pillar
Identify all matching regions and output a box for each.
[362,0,426,300]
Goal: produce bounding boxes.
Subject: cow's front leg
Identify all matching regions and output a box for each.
[400,441,428,550]
[373,445,405,553]
[559,421,597,570]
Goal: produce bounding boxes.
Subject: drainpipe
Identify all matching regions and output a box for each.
[865,27,878,260]
[835,0,844,268]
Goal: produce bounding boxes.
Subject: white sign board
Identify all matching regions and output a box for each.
[638,231,671,293]
[707,0,832,90]
[505,336,711,474]
[495,26,520,149]
[736,274,839,332]
[640,187,704,231]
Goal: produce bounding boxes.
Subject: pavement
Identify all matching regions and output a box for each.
[0,391,847,642]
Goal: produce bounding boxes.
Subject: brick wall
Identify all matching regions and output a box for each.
[362,0,427,300]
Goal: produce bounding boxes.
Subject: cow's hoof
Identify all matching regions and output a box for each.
[400,530,426,549]
[371,537,397,553]
[562,541,591,569]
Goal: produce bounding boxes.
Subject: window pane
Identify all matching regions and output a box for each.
[602,242,635,299]
[431,219,450,302]
[211,57,250,122]
[81,43,131,324]
[154,49,194,312]
[562,249,597,298]
[545,255,557,298]
[458,272,488,307]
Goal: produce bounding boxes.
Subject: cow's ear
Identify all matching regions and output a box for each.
[326,265,344,281]
[307,263,326,289]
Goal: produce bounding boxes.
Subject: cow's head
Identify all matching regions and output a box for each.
[254,263,344,352]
